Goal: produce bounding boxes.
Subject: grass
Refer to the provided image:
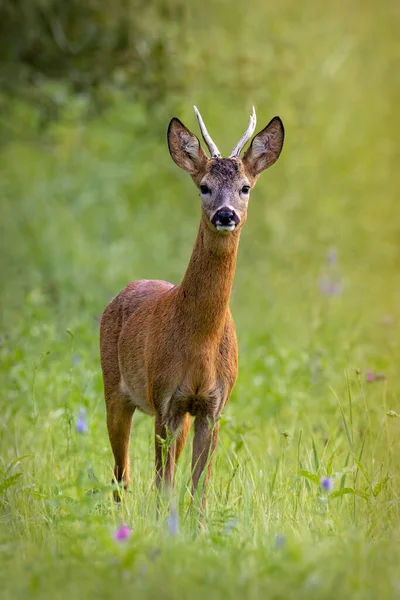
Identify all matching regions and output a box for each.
[1,0,400,597]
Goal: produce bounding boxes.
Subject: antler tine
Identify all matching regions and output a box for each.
[193,106,221,158]
[229,106,257,158]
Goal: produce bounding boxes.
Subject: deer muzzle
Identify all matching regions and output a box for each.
[211,207,240,232]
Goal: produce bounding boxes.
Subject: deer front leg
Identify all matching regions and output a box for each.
[175,413,191,464]
[191,415,220,508]
[154,390,191,494]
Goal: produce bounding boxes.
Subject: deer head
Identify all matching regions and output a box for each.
[168,106,284,234]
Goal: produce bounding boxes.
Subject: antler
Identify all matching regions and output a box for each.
[229,106,257,158]
[193,106,221,158]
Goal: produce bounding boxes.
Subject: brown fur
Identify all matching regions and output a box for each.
[100,111,284,507]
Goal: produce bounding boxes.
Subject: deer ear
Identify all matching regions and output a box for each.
[242,117,284,178]
[168,118,208,176]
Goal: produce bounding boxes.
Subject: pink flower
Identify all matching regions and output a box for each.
[366,370,375,382]
[114,525,131,541]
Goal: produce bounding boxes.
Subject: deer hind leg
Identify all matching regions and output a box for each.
[105,388,135,494]
[101,298,135,496]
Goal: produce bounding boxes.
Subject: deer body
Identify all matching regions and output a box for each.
[100,107,284,504]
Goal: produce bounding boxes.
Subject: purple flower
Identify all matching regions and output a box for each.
[168,501,179,536]
[327,248,338,266]
[321,477,333,492]
[319,277,342,296]
[75,408,88,433]
[275,534,286,549]
[114,525,131,541]
[223,518,238,533]
[366,370,375,383]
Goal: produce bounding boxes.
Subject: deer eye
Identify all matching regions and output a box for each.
[241,185,250,194]
[200,184,211,195]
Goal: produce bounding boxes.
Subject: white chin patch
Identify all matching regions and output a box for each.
[216,224,235,232]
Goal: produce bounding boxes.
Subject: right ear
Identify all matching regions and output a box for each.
[168,118,208,177]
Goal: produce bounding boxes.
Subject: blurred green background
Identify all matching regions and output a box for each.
[1,1,400,599]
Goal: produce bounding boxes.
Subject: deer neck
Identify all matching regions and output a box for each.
[179,217,240,339]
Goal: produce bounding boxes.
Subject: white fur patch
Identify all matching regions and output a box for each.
[216,224,235,232]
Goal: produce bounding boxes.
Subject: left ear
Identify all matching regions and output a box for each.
[242,117,284,178]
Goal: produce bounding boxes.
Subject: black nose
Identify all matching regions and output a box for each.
[218,211,234,225]
[211,207,240,227]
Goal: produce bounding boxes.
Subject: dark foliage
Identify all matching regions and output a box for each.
[0,0,187,118]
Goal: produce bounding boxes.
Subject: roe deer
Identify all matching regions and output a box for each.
[100,106,284,506]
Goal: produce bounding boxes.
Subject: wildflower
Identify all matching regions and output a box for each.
[366,370,375,383]
[320,248,342,296]
[327,248,337,265]
[114,525,131,541]
[275,534,286,549]
[168,501,179,536]
[75,408,88,433]
[321,477,333,492]
[223,518,238,533]
[319,277,342,296]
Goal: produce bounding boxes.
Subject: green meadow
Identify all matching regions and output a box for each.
[1,1,399,598]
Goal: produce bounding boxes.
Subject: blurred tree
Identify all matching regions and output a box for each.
[0,0,187,120]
